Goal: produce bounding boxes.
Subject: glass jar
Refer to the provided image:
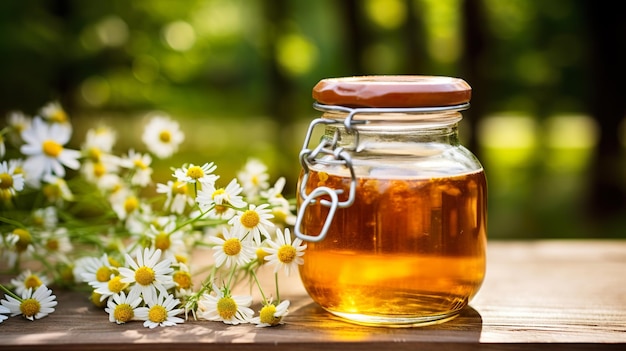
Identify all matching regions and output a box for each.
[294,76,487,327]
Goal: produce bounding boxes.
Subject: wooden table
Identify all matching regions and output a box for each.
[1,240,625,350]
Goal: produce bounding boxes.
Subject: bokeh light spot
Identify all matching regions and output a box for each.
[163,21,196,52]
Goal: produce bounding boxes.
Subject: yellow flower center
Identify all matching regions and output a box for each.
[96,266,112,282]
[0,173,13,189]
[256,248,269,264]
[0,189,11,201]
[259,304,280,325]
[113,303,134,323]
[174,254,187,264]
[173,270,192,289]
[46,238,60,251]
[159,130,171,143]
[217,296,237,320]
[93,162,106,178]
[222,238,242,256]
[13,228,32,252]
[172,181,187,195]
[20,298,41,318]
[24,275,43,290]
[214,204,227,215]
[91,291,106,308]
[154,232,171,251]
[186,166,203,180]
[240,210,260,228]
[107,276,126,293]
[124,196,139,214]
[88,147,102,162]
[134,266,155,286]
[215,231,225,240]
[32,215,44,227]
[277,245,296,264]
[134,159,148,170]
[212,188,225,199]
[148,305,168,323]
[58,264,74,284]
[42,184,61,199]
[251,175,259,186]
[42,140,63,157]
[272,208,288,224]
[108,257,121,268]
[50,109,68,123]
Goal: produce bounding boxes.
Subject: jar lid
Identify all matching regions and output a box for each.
[312,75,471,108]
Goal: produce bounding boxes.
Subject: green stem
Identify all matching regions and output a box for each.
[0,284,22,301]
[250,270,268,304]
[226,262,238,290]
[274,272,280,303]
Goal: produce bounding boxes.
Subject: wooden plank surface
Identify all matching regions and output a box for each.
[1,240,625,350]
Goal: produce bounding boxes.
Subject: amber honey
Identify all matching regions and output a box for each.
[297,168,487,325]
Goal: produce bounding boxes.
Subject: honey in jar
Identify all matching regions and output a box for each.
[295,76,487,326]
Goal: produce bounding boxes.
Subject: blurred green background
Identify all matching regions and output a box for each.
[0,0,624,239]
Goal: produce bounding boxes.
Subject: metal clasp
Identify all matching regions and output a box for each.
[294,118,358,242]
[293,186,339,242]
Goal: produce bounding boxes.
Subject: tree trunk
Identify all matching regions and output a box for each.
[460,0,488,156]
[583,0,626,229]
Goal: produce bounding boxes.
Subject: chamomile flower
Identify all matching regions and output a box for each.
[142,115,185,159]
[263,228,306,276]
[229,203,275,245]
[196,178,246,220]
[156,180,195,215]
[119,149,153,187]
[105,288,143,324]
[250,299,290,327]
[7,228,34,255]
[19,116,81,184]
[5,110,31,146]
[0,160,24,199]
[80,157,120,188]
[1,285,57,321]
[10,270,51,296]
[145,220,185,257]
[76,253,115,285]
[110,188,143,221]
[197,284,253,325]
[237,158,270,199]
[118,247,174,304]
[41,174,75,204]
[93,274,129,302]
[31,206,58,230]
[0,304,9,323]
[171,263,193,296]
[208,226,256,269]
[40,227,73,262]
[260,177,287,204]
[135,292,185,328]
[83,125,117,155]
[39,101,70,127]
[1,228,33,269]
[173,162,219,187]
[260,177,297,226]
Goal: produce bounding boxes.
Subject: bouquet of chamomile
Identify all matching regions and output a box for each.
[0,101,304,328]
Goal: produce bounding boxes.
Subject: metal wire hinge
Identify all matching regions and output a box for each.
[294,118,357,242]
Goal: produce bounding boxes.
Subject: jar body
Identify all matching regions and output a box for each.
[296,111,487,326]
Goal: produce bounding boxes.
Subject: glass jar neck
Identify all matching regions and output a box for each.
[320,110,463,154]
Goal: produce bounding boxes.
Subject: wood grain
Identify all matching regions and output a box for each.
[1,240,625,350]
